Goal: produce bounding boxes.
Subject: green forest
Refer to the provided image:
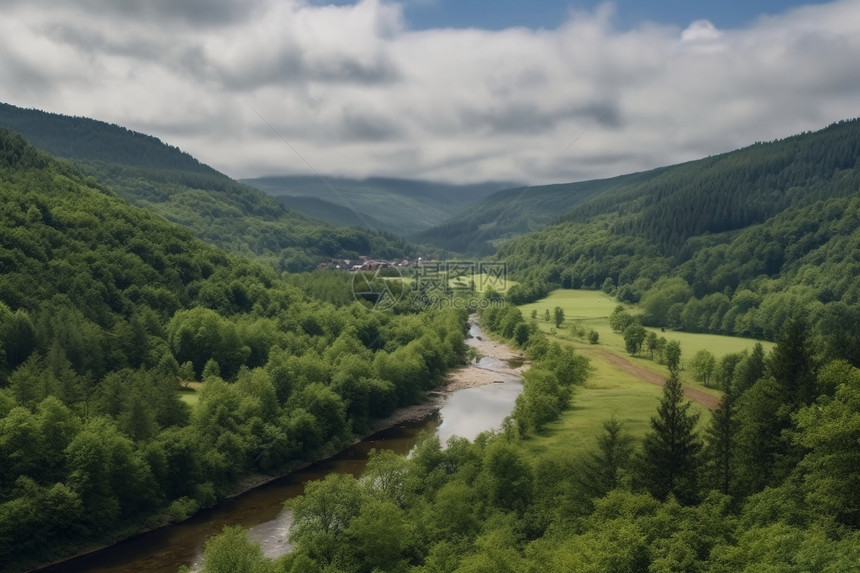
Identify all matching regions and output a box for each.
[0,129,468,571]
[191,298,860,572]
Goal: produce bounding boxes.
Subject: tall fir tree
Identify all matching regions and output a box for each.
[767,318,818,407]
[638,371,702,504]
[733,320,819,496]
[702,392,736,495]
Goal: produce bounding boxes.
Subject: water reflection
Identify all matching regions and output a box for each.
[437,374,522,444]
[35,417,440,573]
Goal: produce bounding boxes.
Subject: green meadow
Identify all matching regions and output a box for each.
[178,381,203,407]
[390,268,517,292]
[518,289,773,366]
[516,289,772,459]
[523,355,711,460]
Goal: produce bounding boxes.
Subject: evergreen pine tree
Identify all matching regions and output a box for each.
[639,371,702,504]
[702,392,736,495]
[767,318,817,407]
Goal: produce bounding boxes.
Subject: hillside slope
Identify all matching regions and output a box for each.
[0,103,418,270]
[498,119,860,364]
[273,194,390,230]
[415,170,663,254]
[421,120,860,255]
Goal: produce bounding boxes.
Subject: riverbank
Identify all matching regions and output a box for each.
[444,317,529,391]
[232,317,528,495]
[229,398,448,496]
[33,317,528,573]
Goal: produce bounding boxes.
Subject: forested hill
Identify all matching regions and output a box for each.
[420,119,860,255]
[414,169,663,254]
[0,128,467,571]
[499,119,860,364]
[0,102,419,270]
[559,118,860,254]
[0,102,215,174]
[274,194,390,230]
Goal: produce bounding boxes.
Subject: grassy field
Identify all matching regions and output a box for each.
[516,289,772,460]
[446,269,517,294]
[524,355,711,460]
[519,289,773,368]
[178,381,203,407]
[388,269,517,294]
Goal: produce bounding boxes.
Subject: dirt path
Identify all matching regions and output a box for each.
[594,349,721,410]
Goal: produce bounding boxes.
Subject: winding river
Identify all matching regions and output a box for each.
[36,321,524,573]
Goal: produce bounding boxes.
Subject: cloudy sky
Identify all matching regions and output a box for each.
[1,0,858,184]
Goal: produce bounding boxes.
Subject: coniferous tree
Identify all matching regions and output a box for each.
[702,392,736,495]
[732,342,765,394]
[767,318,817,408]
[638,371,702,504]
[733,321,818,496]
[579,417,635,497]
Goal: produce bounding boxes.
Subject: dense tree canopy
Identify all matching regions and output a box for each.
[194,309,860,573]
[0,128,467,570]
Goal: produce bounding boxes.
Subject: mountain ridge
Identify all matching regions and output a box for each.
[0,102,423,270]
[418,119,860,255]
[494,118,860,362]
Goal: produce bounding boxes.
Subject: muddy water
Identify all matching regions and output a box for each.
[36,321,522,573]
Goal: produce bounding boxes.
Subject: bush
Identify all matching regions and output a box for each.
[168,497,200,523]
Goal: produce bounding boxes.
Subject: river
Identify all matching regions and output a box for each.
[35,320,524,573]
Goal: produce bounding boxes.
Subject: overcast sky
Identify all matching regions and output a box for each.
[1,0,859,184]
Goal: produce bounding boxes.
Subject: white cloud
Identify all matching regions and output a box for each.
[681,19,723,42]
[1,0,859,184]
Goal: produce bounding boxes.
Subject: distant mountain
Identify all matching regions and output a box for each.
[241,175,515,236]
[0,102,419,270]
[415,170,664,255]
[273,194,389,230]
